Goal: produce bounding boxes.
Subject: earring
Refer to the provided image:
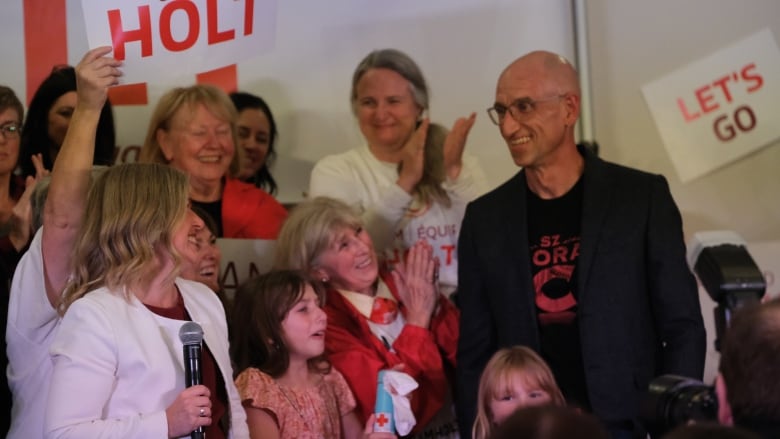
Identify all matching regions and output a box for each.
[321,277,328,283]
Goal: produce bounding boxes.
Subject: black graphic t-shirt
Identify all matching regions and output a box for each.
[526,176,591,411]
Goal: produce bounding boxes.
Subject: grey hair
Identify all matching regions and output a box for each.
[350,49,429,114]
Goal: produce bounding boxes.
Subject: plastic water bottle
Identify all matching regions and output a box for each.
[373,370,395,433]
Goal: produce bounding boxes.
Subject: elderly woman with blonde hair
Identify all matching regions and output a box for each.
[274,196,460,437]
[140,84,286,239]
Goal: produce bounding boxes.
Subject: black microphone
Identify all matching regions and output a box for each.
[179,321,205,439]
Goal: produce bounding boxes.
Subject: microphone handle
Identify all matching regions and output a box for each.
[183,344,205,438]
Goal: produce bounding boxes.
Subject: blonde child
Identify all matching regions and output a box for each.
[230,270,395,439]
[472,346,566,439]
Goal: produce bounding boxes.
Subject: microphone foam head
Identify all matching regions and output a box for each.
[179,321,203,345]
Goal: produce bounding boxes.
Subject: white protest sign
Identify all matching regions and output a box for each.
[641,29,780,182]
[217,238,276,300]
[80,0,276,84]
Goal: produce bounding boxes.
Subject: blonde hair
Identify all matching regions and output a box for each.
[59,163,190,314]
[399,122,451,207]
[139,84,240,177]
[472,346,566,439]
[273,197,363,273]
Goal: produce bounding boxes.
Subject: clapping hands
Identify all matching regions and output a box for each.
[392,240,439,329]
[7,153,49,251]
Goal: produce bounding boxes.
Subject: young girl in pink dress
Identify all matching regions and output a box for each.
[230,270,395,439]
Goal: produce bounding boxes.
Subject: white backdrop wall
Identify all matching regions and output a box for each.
[585,0,780,244]
[584,0,780,383]
[2,0,576,203]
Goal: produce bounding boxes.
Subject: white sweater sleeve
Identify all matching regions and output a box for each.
[443,154,490,203]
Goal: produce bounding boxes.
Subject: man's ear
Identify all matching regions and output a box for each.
[715,373,734,426]
[562,93,580,126]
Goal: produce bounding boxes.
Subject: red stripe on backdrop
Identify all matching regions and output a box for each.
[24,0,68,105]
[108,83,149,106]
[196,64,238,93]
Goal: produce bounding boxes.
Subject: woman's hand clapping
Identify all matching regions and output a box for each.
[8,153,49,251]
[392,240,438,329]
[443,112,476,181]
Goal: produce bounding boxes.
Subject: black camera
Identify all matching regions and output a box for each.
[641,375,718,437]
[689,232,766,351]
[640,232,766,436]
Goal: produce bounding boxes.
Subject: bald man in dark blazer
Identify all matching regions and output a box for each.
[455,51,706,439]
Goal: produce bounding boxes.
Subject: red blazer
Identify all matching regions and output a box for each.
[323,270,459,433]
[221,178,287,239]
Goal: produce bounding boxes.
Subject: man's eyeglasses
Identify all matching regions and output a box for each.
[487,94,567,125]
[0,122,21,140]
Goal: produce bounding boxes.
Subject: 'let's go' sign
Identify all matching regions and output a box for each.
[642,29,780,183]
[81,0,276,85]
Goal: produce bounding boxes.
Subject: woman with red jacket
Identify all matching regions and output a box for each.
[139,84,286,239]
[273,196,459,438]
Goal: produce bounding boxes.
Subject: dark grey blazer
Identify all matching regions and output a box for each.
[455,146,706,437]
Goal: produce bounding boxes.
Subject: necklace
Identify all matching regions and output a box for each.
[276,381,325,439]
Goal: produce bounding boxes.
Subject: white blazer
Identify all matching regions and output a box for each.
[45,278,249,438]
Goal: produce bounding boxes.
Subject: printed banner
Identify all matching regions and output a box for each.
[642,29,780,182]
[217,238,276,300]
[81,0,276,84]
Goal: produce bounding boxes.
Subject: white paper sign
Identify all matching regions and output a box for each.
[642,29,780,182]
[80,0,276,84]
[217,238,276,300]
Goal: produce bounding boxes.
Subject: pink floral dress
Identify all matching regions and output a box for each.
[235,367,357,439]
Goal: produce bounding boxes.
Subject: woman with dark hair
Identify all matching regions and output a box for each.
[0,85,27,435]
[229,92,278,195]
[230,270,392,439]
[0,84,49,287]
[0,86,27,267]
[19,65,116,176]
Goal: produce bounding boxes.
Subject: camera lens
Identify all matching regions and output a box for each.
[641,375,718,436]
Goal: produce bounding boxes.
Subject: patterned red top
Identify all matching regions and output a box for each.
[235,367,356,439]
